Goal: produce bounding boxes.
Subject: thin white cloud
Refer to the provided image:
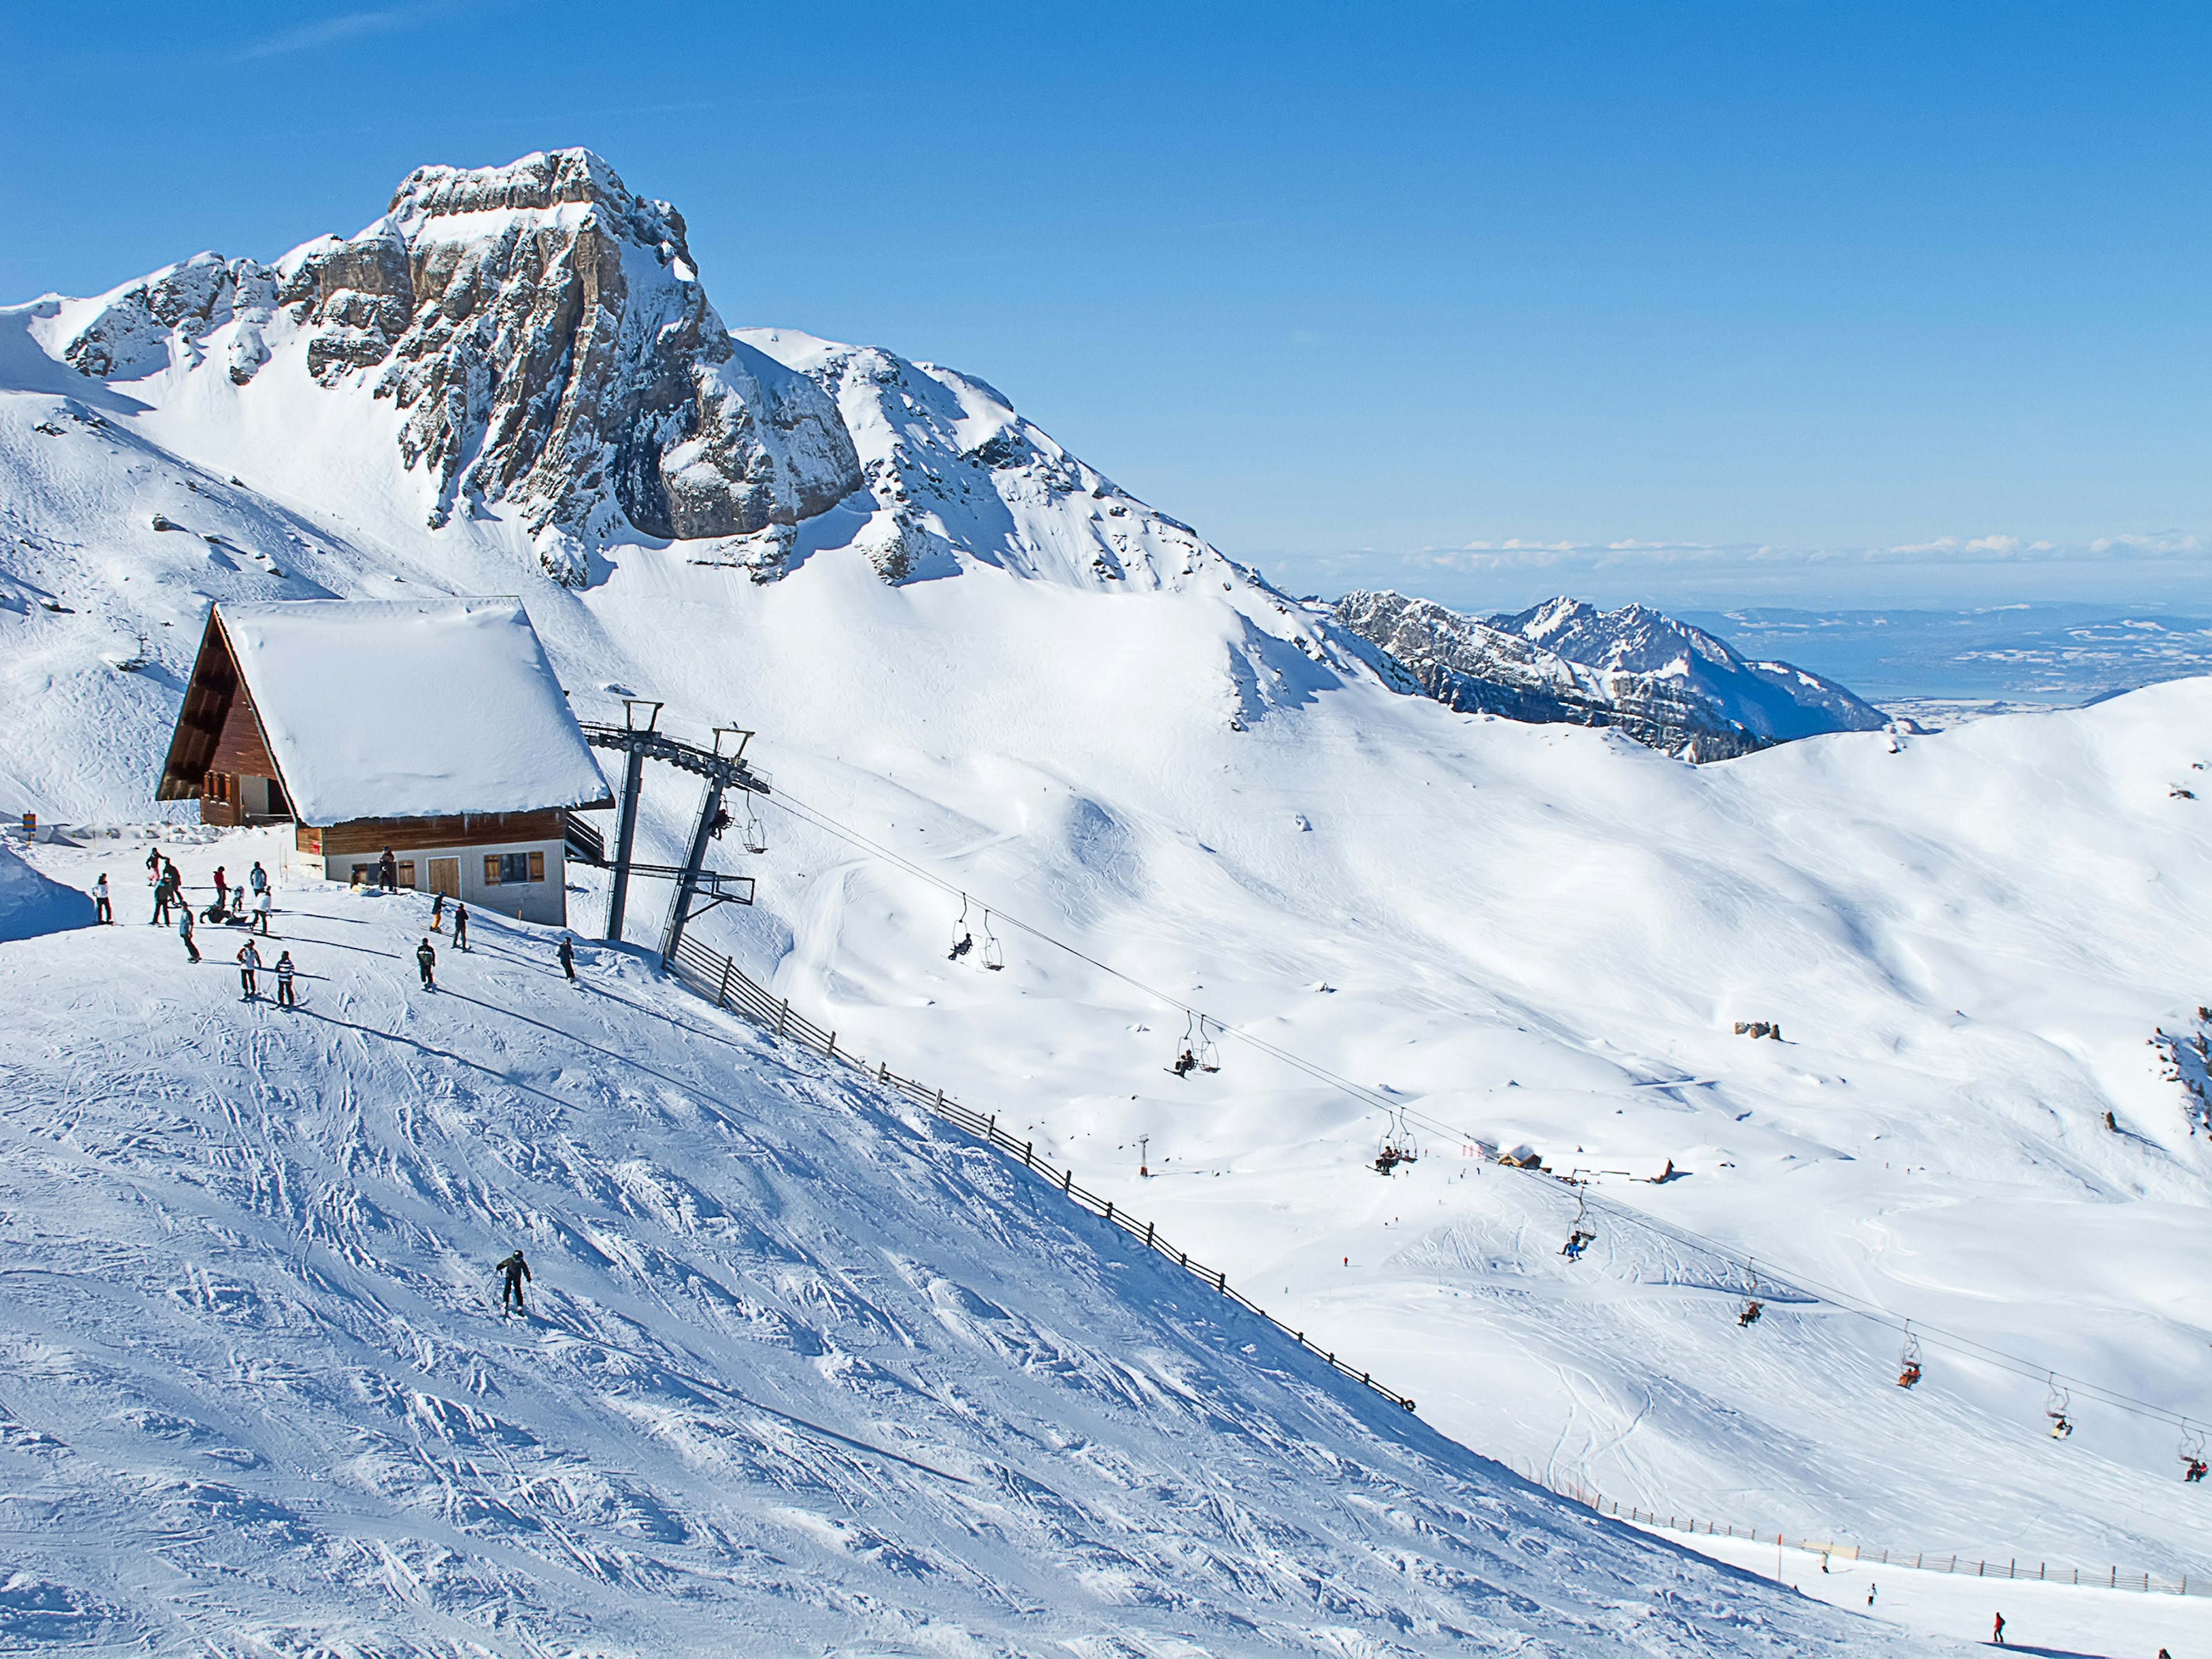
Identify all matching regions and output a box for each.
[233,7,434,62]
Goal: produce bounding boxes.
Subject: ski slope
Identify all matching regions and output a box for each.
[0,828,1932,1655]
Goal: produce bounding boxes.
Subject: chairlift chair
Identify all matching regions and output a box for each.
[1194,1014,1221,1073]
[981,910,1005,971]
[948,897,974,961]
[2180,1423,2207,1483]
[1561,1183,1596,1260]
[1373,1110,1417,1176]
[1897,1323,1923,1389]
[2044,1376,2073,1440]
[1736,1262,1764,1328]
[741,805,768,856]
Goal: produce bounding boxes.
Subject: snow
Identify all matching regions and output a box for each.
[214,599,611,823]
[0,826,1941,1654]
[0,839,95,940]
[5,150,2211,1653]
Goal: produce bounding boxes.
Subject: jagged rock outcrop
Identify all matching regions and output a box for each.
[46,150,864,585]
[1333,590,1885,760]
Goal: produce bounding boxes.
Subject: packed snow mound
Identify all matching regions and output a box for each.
[0,840,94,940]
[0,832,1929,1656]
[1498,597,1888,742]
[31,149,865,585]
[209,599,611,823]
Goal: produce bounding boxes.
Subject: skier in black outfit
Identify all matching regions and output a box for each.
[452,904,468,950]
[94,873,111,923]
[153,869,172,926]
[558,934,576,982]
[179,908,200,963]
[496,1249,531,1314]
[275,951,296,1008]
[237,939,262,1000]
[415,937,436,988]
[378,847,397,893]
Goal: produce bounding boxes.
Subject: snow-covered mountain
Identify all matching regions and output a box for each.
[5,147,2211,1656]
[1334,590,1889,760]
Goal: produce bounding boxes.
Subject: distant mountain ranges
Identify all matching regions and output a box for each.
[1331,591,1891,760]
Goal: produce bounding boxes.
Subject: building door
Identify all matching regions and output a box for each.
[425,858,461,899]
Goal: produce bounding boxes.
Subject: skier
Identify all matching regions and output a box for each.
[248,861,267,898]
[211,865,227,911]
[152,867,173,926]
[275,950,297,1009]
[94,872,111,924]
[237,938,262,1000]
[495,1249,531,1315]
[1992,1611,2005,1645]
[452,903,468,951]
[1171,1048,1197,1078]
[415,936,436,990]
[378,847,397,893]
[1866,1583,1876,1608]
[558,934,576,983]
[179,906,200,964]
[255,885,272,935]
[430,890,445,933]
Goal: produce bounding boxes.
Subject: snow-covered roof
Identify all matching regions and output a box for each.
[215,599,609,824]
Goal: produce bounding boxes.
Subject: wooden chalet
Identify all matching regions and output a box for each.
[157,599,614,925]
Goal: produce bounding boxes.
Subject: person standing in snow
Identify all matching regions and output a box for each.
[495,1249,531,1315]
[211,865,228,911]
[415,936,436,989]
[144,844,162,885]
[94,873,111,923]
[152,865,173,926]
[430,890,445,933]
[248,861,267,899]
[452,903,468,951]
[378,847,397,893]
[255,885,272,935]
[179,906,200,963]
[275,950,296,1009]
[1991,1611,2005,1645]
[558,934,576,983]
[236,938,262,1000]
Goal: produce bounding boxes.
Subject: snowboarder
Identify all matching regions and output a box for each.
[94,872,111,923]
[496,1249,531,1314]
[452,903,468,951]
[415,937,436,989]
[179,907,200,963]
[255,886,272,935]
[430,890,445,933]
[378,847,397,892]
[1991,1611,2005,1645]
[1171,1048,1197,1078]
[248,861,267,897]
[275,950,296,1008]
[237,939,262,1000]
[558,934,576,982]
[211,865,227,911]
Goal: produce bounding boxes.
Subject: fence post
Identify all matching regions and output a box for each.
[1063,1169,1071,1192]
[826,1031,836,1059]
[1104,1201,1114,1224]
[717,958,733,1007]
[1024,1141,1033,1168]
[878,1060,888,1082]
[777,998,788,1036]
[1144,1222,1154,1247]
[1217,1270,1227,1291]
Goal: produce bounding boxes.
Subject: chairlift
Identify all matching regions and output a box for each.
[2044,1376,2073,1440]
[741,804,768,856]
[1166,1013,1220,1078]
[1736,1261,1764,1328]
[1560,1182,1595,1260]
[980,910,1005,971]
[1373,1109,1418,1176]
[947,897,974,961]
[1896,1322,1923,1389]
[2180,1423,2206,1483]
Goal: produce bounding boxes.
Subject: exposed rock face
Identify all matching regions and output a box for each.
[47,150,864,585]
[1332,590,1887,760]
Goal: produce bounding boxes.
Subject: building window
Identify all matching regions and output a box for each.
[484,851,546,885]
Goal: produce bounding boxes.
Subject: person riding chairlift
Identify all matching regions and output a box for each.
[1171,1048,1198,1078]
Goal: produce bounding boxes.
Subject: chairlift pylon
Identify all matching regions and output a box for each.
[2044,1375,2073,1440]
[1897,1321,1923,1389]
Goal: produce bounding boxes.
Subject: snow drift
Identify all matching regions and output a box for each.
[0,840,94,940]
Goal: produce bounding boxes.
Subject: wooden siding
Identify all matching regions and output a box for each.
[316,810,565,857]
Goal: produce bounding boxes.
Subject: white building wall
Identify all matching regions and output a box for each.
[323,839,567,926]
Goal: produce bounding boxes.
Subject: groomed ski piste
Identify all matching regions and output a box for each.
[0,828,1933,1657]
[4,146,2211,1653]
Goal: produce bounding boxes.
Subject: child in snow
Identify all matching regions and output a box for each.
[179,908,200,963]
[94,873,111,923]
[416,937,436,988]
[237,939,262,1000]
[275,950,296,1008]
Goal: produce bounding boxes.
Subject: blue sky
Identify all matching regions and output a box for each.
[5,1,2205,612]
